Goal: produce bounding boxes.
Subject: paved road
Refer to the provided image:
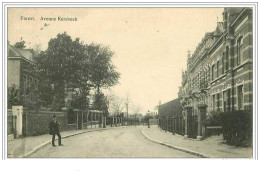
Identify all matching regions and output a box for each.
[30,126,198,158]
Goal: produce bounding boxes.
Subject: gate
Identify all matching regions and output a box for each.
[188,115,198,138]
[22,113,27,136]
[78,112,83,130]
[67,110,77,125]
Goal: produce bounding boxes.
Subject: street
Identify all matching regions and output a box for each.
[29,126,198,158]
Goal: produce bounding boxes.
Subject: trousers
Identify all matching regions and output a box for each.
[52,132,61,146]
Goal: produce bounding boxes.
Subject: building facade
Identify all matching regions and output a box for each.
[179,8,253,139]
[8,42,39,95]
[180,7,252,114]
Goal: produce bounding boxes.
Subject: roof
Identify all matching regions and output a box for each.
[8,43,36,62]
[158,98,182,117]
[214,22,224,35]
[224,7,245,23]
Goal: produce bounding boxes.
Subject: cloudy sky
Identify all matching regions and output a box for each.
[8,7,223,114]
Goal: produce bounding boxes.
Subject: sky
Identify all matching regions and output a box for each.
[8,8,224,114]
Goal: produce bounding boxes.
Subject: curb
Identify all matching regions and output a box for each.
[18,131,87,158]
[18,126,126,158]
[141,128,210,158]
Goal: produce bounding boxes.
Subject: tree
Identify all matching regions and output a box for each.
[92,92,109,116]
[20,87,44,110]
[35,32,88,110]
[8,85,21,109]
[35,32,120,111]
[125,93,130,119]
[87,43,120,100]
[105,93,125,116]
[8,84,44,110]
[14,40,26,49]
[68,87,90,110]
[33,43,42,54]
[131,104,142,119]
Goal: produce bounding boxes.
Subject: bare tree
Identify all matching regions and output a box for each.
[125,93,130,119]
[131,104,142,119]
[105,92,125,116]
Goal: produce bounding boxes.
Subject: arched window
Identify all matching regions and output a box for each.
[237,37,243,66]
[212,64,215,80]
[226,46,229,70]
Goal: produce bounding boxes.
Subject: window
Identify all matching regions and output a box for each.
[237,37,243,66]
[237,85,244,110]
[217,93,220,111]
[23,75,27,93]
[222,52,225,74]
[212,95,215,111]
[216,61,219,78]
[208,66,210,82]
[223,90,231,112]
[212,64,215,80]
[223,91,227,112]
[226,46,229,70]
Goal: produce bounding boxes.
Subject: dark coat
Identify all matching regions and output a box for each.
[49,119,60,135]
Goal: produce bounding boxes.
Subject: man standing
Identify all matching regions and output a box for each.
[49,114,63,147]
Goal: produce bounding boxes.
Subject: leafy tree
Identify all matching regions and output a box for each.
[14,40,26,49]
[87,43,120,95]
[35,32,87,110]
[68,87,90,110]
[92,92,109,116]
[20,87,44,110]
[35,33,120,111]
[37,81,53,109]
[8,85,21,109]
[8,84,44,110]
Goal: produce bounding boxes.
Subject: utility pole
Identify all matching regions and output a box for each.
[126,94,129,119]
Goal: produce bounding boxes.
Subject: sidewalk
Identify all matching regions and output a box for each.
[142,125,252,158]
[7,125,121,158]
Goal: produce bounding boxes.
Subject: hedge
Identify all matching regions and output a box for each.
[206,110,252,147]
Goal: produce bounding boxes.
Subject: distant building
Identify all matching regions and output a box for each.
[8,42,39,95]
[179,8,253,115]
[158,98,183,117]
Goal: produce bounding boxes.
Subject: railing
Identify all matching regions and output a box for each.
[106,116,124,127]
[158,116,185,136]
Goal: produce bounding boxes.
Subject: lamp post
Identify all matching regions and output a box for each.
[147,110,150,128]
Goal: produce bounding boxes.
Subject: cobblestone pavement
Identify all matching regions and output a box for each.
[29,126,198,158]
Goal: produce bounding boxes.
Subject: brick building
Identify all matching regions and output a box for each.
[180,8,252,114]
[179,8,253,139]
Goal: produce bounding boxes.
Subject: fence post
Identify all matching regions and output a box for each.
[86,111,89,129]
[12,106,23,138]
[184,105,193,138]
[166,117,168,132]
[179,117,182,135]
[112,117,114,127]
[172,117,175,134]
[164,117,166,131]
[197,104,207,140]
[173,117,176,134]
[81,112,84,129]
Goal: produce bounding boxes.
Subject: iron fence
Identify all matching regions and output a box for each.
[158,116,185,136]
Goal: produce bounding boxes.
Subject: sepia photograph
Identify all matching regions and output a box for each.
[5,4,255,159]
